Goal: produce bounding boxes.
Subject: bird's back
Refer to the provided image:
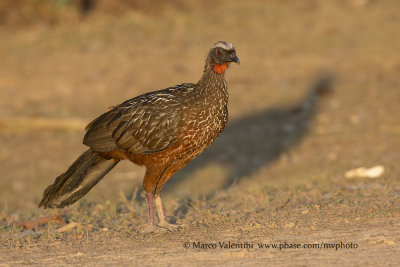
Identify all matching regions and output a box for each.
[83,83,196,154]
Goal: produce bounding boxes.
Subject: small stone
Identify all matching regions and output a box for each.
[345,165,385,179]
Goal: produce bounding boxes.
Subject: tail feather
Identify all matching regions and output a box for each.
[39,149,119,208]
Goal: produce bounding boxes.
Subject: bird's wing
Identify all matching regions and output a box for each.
[83,83,195,154]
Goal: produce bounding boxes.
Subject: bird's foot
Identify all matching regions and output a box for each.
[141,223,170,234]
[157,220,182,230]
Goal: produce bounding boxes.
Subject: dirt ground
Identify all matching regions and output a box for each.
[1,0,400,265]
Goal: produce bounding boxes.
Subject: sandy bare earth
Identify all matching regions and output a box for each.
[1,0,400,265]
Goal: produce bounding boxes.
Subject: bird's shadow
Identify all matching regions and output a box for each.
[163,74,334,206]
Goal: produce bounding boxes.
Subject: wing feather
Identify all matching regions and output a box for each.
[83,83,195,154]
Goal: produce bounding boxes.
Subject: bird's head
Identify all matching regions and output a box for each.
[207,41,240,75]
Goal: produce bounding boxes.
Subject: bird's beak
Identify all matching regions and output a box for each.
[230,52,240,64]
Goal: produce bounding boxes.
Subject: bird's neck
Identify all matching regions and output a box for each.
[213,63,229,75]
[203,57,229,76]
[196,63,228,101]
[200,58,227,81]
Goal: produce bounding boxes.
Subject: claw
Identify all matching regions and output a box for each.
[141,223,170,234]
[157,221,181,230]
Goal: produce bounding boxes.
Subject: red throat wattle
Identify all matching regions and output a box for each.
[213,63,229,74]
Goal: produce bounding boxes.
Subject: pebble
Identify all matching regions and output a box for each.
[345,165,385,179]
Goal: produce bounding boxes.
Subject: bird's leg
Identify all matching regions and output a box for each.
[146,192,155,225]
[141,192,171,233]
[154,193,179,229]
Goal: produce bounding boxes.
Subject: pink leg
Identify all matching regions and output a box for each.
[143,192,181,232]
[146,192,155,225]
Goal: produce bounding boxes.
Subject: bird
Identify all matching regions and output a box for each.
[39,41,240,230]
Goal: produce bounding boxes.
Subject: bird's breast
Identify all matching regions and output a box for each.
[179,89,228,151]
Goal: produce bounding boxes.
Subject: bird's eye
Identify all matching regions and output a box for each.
[216,48,222,55]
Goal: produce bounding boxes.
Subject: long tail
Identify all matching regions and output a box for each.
[39,149,119,208]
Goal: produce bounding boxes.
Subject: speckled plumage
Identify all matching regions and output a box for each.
[39,41,239,229]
